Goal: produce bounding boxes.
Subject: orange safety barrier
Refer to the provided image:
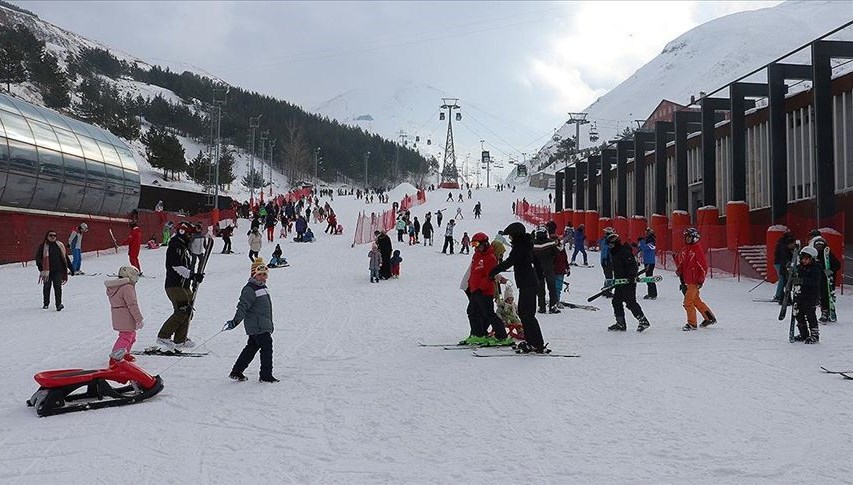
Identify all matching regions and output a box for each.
[765,225,788,284]
[584,211,599,249]
[613,216,628,242]
[697,206,723,249]
[628,215,646,244]
[597,217,612,241]
[651,214,669,252]
[671,210,691,253]
[726,202,750,251]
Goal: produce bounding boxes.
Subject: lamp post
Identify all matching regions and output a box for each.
[248,115,261,204]
[268,138,275,196]
[364,151,370,190]
[314,147,321,184]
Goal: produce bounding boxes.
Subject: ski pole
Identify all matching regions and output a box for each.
[155,328,227,375]
[747,278,766,293]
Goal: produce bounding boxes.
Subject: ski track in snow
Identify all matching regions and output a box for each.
[2,186,853,483]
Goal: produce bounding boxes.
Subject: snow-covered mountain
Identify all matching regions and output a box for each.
[525,0,853,178]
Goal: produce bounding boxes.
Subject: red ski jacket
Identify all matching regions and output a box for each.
[468,245,499,296]
[120,226,142,256]
[675,242,707,285]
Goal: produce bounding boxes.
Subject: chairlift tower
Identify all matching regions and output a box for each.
[439,98,461,188]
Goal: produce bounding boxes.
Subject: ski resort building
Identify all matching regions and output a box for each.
[546,37,853,283]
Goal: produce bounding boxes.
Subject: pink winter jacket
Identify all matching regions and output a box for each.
[105,278,144,331]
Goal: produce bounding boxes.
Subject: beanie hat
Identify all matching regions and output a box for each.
[250,257,269,277]
[118,265,140,284]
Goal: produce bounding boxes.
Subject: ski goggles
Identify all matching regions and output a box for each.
[470,239,487,248]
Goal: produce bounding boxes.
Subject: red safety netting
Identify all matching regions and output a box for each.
[351,190,427,246]
[514,199,552,226]
[1,207,237,266]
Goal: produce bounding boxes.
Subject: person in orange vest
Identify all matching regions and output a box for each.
[674,227,716,331]
[119,220,142,273]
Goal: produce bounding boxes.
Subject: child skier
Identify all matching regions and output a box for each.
[368,242,382,283]
[793,246,821,343]
[455,206,464,220]
[604,232,651,332]
[224,258,279,383]
[460,232,471,254]
[638,228,657,299]
[496,283,524,341]
[106,266,144,365]
[571,224,587,265]
[675,227,716,331]
[809,236,840,322]
[390,249,403,278]
[269,244,288,268]
[408,220,416,245]
[442,219,456,254]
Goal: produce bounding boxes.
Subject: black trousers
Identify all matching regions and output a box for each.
[517,286,544,348]
[222,237,231,253]
[442,236,454,254]
[644,264,657,297]
[248,250,259,262]
[42,271,63,306]
[795,302,819,339]
[466,291,508,339]
[397,229,405,242]
[612,284,644,320]
[232,332,274,379]
[537,272,557,309]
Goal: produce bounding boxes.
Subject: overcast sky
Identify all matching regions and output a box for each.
[21,0,781,174]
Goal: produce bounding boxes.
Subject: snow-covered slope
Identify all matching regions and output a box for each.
[526,0,853,178]
[2,186,853,482]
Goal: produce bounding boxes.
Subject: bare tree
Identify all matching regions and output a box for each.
[281,117,312,182]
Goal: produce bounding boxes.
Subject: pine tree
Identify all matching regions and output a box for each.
[142,127,185,180]
[242,168,265,189]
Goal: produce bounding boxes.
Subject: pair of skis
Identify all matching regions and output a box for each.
[418,341,579,358]
[779,242,801,342]
[587,267,649,302]
[821,367,853,380]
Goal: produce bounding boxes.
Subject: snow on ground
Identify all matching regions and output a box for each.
[1,186,853,483]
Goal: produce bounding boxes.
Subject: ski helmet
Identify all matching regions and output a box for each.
[502,222,527,239]
[605,232,620,246]
[471,232,489,246]
[118,265,140,284]
[684,227,700,243]
[800,246,818,259]
[535,226,548,241]
[809,236,827,248]
[177,221,195,236]
[602,226,615,235]
[79,222,88,232]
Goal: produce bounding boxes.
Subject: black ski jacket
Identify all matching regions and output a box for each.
[164,235,192,289]
[795,262,821,305]
[532,238,558,276]
[611,241,640,282]
[490,233,542,290]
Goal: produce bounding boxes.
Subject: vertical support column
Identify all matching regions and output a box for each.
[600,149,614,218]
[674,111,700,212]
[616,140,632,217]
[701,97,729,209]
[654,121,674,215]
[555,171,564,212]
[633,132,654,217]
[587,154,599,211]
[563,165,574,211]
[575,161,587,212]
[812,41,840,221]
[768,63,811,223]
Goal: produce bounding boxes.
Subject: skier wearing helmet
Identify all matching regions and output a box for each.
[674,227,716,331]
[155,221,204,351]
[489,222,548,353]
[605,232,651,332]
[808,236,840,323]
[793,246,821,343]
[459,232,512,347]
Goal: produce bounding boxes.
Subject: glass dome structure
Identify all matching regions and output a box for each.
[0,93,140,216]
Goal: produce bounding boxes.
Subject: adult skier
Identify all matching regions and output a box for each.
[119,220,142,273]
[155,221,204,350]
[376,230,393,279]
[772,231,795,304]
[68,222,88,275]
[422,216,434,246]
[459,233,513,346]
[442,219,456,254]
[35,229,72,311]
[533,226,560,314]
[675,227,716,331]
[605,232,651,332]
[570,224,588,266]
[489,222,548,353]
[810,236,840,322]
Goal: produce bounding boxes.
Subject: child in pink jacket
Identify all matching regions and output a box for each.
[105,266,144,364]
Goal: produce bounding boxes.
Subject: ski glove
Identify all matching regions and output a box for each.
[224,320,239,331]
[192,273,205,284]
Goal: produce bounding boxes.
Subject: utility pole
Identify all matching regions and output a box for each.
[439,98,461,188]
[248,115,261,204]
[268,138,275,196]
[211,86,226,224]
[260,130,269,199]
[314,147,321,184]
[396,130,408,181]
[364,151,370,190]
[565,112,589,199]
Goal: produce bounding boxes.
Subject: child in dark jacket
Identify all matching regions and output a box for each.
[224,258,278,382]
[794,246,821,344]
[390,249,403,278]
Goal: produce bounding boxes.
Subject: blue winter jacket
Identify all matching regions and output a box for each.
[573,228,585,247]
[599,238,610,264]
[638,238,656,265]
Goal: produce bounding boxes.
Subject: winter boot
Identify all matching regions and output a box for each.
[804,335,820,344]
[636,316,650,332]
[56,303,64,312]
[819,310,830,323]
[548,305,561,314]
[682,323,697,331]
[792,334,806,342]
[155,338,176,352]
[42,304,48,309]
[483,336,514,347]
[229,372,248,382]
[515,342,550,354]
[608,316,627,332]
[700,310,717,327]
[459,335,488,346]
[537,307,546,314]
[259,375,280,383]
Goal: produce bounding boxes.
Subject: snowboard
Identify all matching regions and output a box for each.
[560,301,600,311]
